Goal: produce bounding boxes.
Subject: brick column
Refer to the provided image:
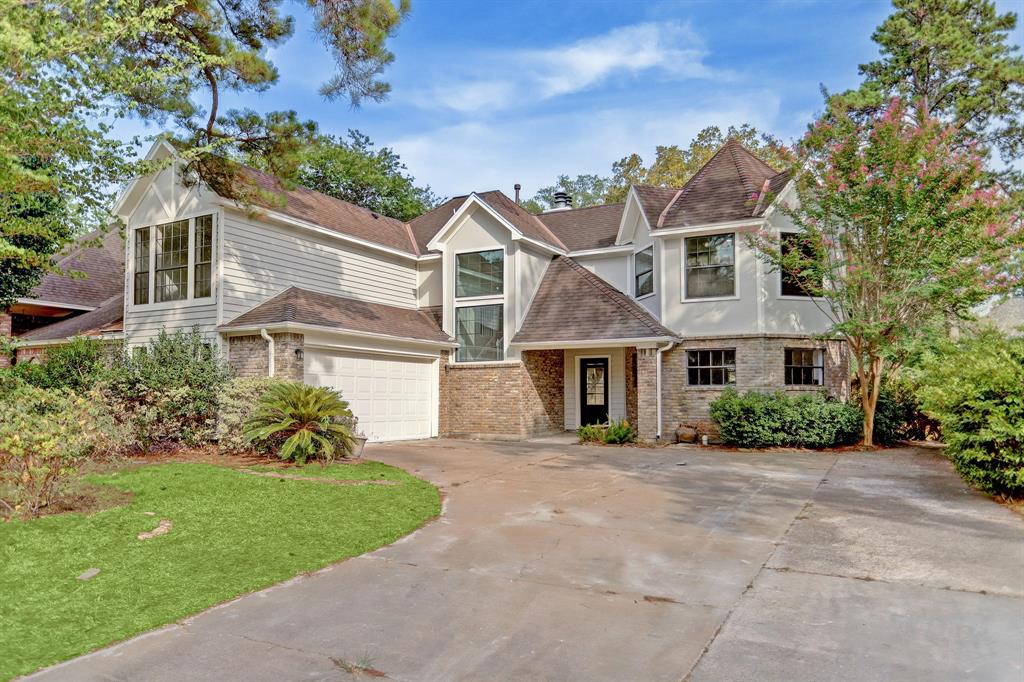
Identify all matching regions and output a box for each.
[272,332,305,382]
[636,348,659,440]
[0,312,12,368]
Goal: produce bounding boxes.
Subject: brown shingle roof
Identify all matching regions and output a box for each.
[219,287,452,344]
[535,203,625,251]
[407,191,567,253]
[242,167,419,256]
[18,296,124,343]
[28,229,124,308]
[512,257,677,344]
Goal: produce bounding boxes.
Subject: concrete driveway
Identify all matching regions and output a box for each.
[29,440,1024,681]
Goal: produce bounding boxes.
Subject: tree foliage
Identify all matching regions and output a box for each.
[605,124,795,202]
[1,0,408,296]
[752,98,1022,445]
[523,174,612,213]
[294,131,438,221]
[830,0,1024,186]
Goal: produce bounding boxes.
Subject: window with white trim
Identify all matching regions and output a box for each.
[685,233,735,299]
[133,214,215,305]
[634,246,653,298]
[454,248,505,362]
[785,348,824,385]
[687,349,736,386]
[780,232,821,297]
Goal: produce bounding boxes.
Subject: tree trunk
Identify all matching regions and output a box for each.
[861,355,884,447]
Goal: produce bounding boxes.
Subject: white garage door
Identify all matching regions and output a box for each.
[304,348,436,442]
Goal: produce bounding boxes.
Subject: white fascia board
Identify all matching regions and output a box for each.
[15,332,124,349]
[218,201,423,263]
[614,187,652,246]
[650,218,766,238]
[16,298,97,312]
[110,138,177,219]
[426,194,565,256]
[760,178,796,220]
[510,336,676,350]
[567,245,635,258]
[217,321,458,349]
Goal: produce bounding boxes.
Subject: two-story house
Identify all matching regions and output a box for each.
[105,138,847,442]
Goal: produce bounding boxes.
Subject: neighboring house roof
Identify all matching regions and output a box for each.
[218,286,453,344]
[27,228,125,308]
[409,190,567,253]
[985,296,1024,336]
[635,140,790,229]
[512,257,677,345]
[242,167,420,256]
[536,203,625,251]
[17,295,124,344]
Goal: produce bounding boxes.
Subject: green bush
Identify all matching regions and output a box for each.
[710,388,862,449]
[575,419,637,445]
[103,329,232,446]
[1,338,115,392]
[917,330,1024,498]
[853,374,940,444]
[0,384,127,518]
[243,382,358,464]
[216,376,290,455]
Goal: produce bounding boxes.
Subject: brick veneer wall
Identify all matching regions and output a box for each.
[440,349,564,439]
[635,348,659,440]
[228,332,304,381]
[660,335,849,437]
[14,346,46,364]
[624,346,638,425]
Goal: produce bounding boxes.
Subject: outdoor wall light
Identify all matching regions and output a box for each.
[294,348,304,361]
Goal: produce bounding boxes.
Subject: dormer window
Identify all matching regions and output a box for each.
[132,214,215,305]
[634,246,654,298]
[454,248,505,362]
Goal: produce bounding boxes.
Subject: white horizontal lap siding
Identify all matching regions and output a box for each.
[220,213,418,322]
[124,302,219,347]
[563,347,626,430]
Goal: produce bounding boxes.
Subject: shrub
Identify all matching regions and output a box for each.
[216,376,290,455]
[576,423,604,444]
[104,329,232,446]
[710,388,861,449]
[917,330,1024,498]
[854,374,940,444]
[0,384,127,518]
[243,382,358,464]
[576,419,637,445]
[0,338,115,392]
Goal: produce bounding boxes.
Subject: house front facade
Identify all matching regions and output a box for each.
[99,138,847,442]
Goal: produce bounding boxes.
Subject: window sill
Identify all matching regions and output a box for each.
[681,295,740,303]
[777,295,822,301]
[454,295,504,304]
[634,292,655,301]
[448,359,519,368]
[685,384,737,390]
[127,296,215,313]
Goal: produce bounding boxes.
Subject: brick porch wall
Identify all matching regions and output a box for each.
[228,333,304,381]
[661,335,850,437]
[440,350,564,439]
[635,348,658,440]
[624,346,638,425]
[14,346,46,364]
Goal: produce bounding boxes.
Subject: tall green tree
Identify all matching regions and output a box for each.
[605,125,794,202]
[1,0,408,303]
[752,99,1022,446]
[831,0,1024,182]
[523,174,611,213]
[294,131,438,222]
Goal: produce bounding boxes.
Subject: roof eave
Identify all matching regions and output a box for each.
[650,217,766,238]
[216,321,457,349]
[510,336,677,350]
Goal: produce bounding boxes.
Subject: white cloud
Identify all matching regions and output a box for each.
[388,92,783,198]
[408,21,722,113]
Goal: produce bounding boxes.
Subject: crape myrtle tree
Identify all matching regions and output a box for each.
[1,0,408,306]
[752,99,1022,446]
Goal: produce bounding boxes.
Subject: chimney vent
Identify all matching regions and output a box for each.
[514,183,521,204]
[552,191,572,210]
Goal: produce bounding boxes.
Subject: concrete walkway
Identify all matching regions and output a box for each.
[28,441,1024,681]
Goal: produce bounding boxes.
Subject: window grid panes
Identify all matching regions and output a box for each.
[456,249,504,298]
[687,349,736,386]
[785,348,824,385]
[685,233,735,299]
[586,366,606,406]
[634,246,654,297]
[194,215,213,298]
[154,220,189,303]
[780,232,820,296]
[456,304,504,362]
[134,227,150,305]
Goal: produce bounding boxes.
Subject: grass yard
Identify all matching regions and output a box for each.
[0,460,440,680]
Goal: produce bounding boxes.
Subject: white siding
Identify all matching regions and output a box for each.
[124,302,220,346]
[563,347,627,430]
[220,209,418,323]
[760,212,835,335]
[418,259,442,307]
[516,243,551,328]
[574,253,629,293]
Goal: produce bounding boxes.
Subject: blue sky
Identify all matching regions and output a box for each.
[124,0,1022,200]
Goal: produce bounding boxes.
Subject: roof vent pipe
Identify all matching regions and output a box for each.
[552,191,572,209]
[514,183,522,204]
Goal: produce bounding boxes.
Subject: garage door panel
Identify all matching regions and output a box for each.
[305,348,435,442]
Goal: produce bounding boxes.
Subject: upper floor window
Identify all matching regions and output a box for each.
[780,232,821,297]
[685,233,735,299]
[634,246,654,298]
[456,249,503,298]
[133,214,214,305]
[785,348,824,385]
[687,349,736,386]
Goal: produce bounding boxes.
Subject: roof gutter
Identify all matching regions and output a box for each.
[509,336,676,350]
[219,321,457,349]
[14,332,125,350]
[260,328,275,377]
[650,218,765,238]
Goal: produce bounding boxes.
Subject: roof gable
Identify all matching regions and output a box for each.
[423,192,566,252]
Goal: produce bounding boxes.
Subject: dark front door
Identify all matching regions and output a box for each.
[580,358,609,426]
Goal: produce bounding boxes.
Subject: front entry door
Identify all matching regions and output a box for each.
[580,358,609,425]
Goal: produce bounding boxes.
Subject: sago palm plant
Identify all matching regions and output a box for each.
[243,382,358,464]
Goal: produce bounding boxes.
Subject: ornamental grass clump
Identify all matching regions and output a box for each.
[243,382,359,464]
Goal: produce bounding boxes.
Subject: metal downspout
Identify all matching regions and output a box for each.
[656,341,678,440]
[260,328,275,377]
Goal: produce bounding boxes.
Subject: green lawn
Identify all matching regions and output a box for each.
[0,460,440,680]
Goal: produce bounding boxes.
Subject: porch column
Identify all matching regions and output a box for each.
[636,347,659,440]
